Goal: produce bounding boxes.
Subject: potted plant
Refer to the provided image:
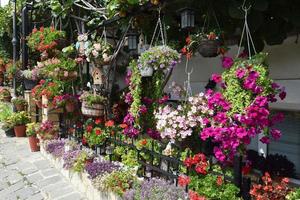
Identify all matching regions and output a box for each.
[31,79,63,108]
[79,91,107,117]
[83,118,109,149]
[26,122,40,152]
[21,69,39,90]
[38,120,59,140]
[27,26,65,53]
[137,45,180,77]
[0,102,14,137]
[184,31,223,58]
[53,94,78,113]
[12,97,27,111]
[85,38,113,67]
[9,111,30,137]
[39,57,78,81]
[0,87,11,102]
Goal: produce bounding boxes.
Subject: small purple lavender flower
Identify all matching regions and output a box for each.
[62,150,81,169]
[45,139,66,158]
[85,161,120,179]
[123,178,187,200]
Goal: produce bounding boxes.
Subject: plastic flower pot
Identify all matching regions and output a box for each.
[4,128,15,137]
[198,39,220,57]
[24,79,38,90]
[140,66,154,77]
[28,136,40,152]
[14,125,26,137]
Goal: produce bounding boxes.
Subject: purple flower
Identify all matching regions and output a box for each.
[146,128,161,140]
[270,129,281,140]
[124,126,140,138]
[125,70,132,85]
[235,68,246,79]
[211,73,222,83]
[139,105,147,114]
[85,161,120,179]
[45,139,66,157]
[279,90,286,100]
[123,178,187,200]
[124,92,133,104]
[123,113,135,125]
[260,136,270,144]
[214,147,226,162]
[222,57,234,69]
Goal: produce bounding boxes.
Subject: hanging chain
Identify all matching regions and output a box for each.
[150,8,166,47]
[184,58,194,101]
[237,4,257,58]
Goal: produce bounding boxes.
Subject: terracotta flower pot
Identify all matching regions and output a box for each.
[28,136,40,152]
[65,101,76,113]
[2,96,11,102]
[15,104,26,111]
[14,125,26,137]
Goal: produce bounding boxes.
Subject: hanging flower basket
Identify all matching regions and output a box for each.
[197,39,220,57]
[24,79,38,90]
[81,102,105,117]
[140,66,154,77]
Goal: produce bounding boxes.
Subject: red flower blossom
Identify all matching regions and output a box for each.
[119,123,128,129]
[86,125,93,133]
[82,137,87,145]
[105,120,115,127]
[95,129,102,136]
[216,176,223,186]
[95,118,102,125]
[186,36,191,45]
[188,190,207,200]
[178,175,190,187]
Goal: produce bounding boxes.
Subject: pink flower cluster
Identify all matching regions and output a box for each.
[200,90,285,162]
[155,93,213,141]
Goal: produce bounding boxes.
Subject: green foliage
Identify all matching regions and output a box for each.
[113,146,139,167]
[0,102,13,129]
[287,188,300,200]
[27,27,65,52]
[189,174,240,200]
[102,170,138,196]
[84,127,109,146]
[79,91,107,106]
[222,53,274,115]
[72,151,90,172]
[11,97,27,106]
[8,111,30,126]
[128,60,142,126]
[26,122,39,137]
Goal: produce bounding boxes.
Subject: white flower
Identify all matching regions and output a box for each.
[92,50,99,58]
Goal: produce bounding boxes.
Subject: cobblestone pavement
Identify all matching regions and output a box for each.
[0,130,87,200]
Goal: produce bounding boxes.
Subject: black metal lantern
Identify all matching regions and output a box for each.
[179,8,195,29]
[127,29,139,51]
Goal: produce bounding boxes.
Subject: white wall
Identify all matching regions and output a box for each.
[167,36,300,111]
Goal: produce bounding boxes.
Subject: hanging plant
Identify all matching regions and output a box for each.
[199,53,286,163]
[85,38,113,67]
[79,91,107,117]
[137,45,180,77]
[27,26,65,53]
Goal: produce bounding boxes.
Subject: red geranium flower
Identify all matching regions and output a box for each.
[86,125,93,133]
[95,129,102,136]
[105,120,115,127]
[216,176,223,186]
[178,175,190,187]
[95,118,102,125]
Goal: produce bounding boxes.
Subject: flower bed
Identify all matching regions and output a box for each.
[40,138,193,200]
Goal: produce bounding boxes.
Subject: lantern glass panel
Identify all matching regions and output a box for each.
[128,35,137,50]
[180,9,195,29]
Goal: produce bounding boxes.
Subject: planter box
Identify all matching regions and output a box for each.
[40,143,122,200]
